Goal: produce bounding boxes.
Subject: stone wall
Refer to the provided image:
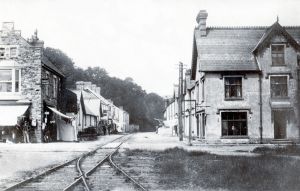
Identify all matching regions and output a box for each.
[0,22,44,142]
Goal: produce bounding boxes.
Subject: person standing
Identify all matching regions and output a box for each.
[22,121,30,143]
[107,123,111,135]
[102,125,106,135]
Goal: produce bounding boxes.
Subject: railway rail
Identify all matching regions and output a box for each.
[5,134,147,191]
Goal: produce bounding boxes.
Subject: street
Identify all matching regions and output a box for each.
[1,132,300,190]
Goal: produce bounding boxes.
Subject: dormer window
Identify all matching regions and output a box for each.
[271,44,285,66]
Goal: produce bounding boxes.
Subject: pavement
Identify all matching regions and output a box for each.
[121,132,277,156]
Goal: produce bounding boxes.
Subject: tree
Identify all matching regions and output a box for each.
[44,47,164,131]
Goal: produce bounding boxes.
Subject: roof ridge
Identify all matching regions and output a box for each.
[207,25,300,29]
[207,26,268,29]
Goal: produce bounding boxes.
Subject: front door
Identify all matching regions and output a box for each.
[200,113,205,138]
[273,110,287,139]
[196,114,200,137]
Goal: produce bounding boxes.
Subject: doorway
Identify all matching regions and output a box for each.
[196,114,200,137]
[198,113,205,139]
[273,110,287,139]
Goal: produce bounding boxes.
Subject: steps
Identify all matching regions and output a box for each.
[271,139,294,144]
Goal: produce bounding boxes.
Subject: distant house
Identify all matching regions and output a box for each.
[163,87,179,135]
[71,81,130,136]
[185,10,300,143]
[0,22,73,143]
[71,82,100,133]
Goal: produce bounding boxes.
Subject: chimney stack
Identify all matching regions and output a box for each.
[96,87,101,95]
[196,10,208,36]
[76,81,85,90]
[1,22,14,37]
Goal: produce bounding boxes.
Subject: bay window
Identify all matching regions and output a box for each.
[0,69,20,93]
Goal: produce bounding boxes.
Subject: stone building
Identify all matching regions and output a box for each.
[186,10,300,143]
[0,22,68,143]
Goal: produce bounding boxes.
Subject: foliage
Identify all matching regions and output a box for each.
[44,47,164,131]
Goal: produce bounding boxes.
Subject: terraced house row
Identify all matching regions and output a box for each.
[164,10,300,143]
[0,22,130,143]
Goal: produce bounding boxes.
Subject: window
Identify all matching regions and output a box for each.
[271,45,285,66]
[10,47,17,57]
[15,69,20,92]
[0,46,18,59]
[270,76,288,98]
[0,48,5,58]
[201,78,205,102]
[0,70,12,92]
[0,69,20,92]
[45,72,49,97]
[225,77,242,99]
[196,83,199,103]
[53,76,57,98]
[222,112,247,136]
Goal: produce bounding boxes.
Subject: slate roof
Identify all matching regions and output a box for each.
[253,22,300,54]
[42,56,65,77]
[193,23,300,75]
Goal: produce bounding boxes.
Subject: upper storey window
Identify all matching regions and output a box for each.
[270,76,288,98]
[0,48,5,58]
[0,46,18,59]
[0,69,20,93]
[10,47,17,57]
[271,44,285,66]
[225,77,242,99]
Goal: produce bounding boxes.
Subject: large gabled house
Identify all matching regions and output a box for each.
[189,10,300,143]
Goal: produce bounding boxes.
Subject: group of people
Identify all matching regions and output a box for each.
[102,124,112,135]
[13,120,31,143]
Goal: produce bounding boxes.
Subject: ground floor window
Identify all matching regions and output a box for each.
[221,112,247,136]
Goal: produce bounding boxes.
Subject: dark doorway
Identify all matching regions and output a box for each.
[196,114,200,137]
[200,113,205,138]
[273,110,287,139]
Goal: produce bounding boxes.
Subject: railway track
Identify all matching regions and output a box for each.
[5,134,147,191]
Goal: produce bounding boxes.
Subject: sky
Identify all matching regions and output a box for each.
[0,0,299,96]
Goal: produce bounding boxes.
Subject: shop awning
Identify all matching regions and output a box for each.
[47,106,74,120]
[0,105,29,126]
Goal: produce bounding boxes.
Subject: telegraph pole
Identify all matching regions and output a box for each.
[178,62,183,141]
